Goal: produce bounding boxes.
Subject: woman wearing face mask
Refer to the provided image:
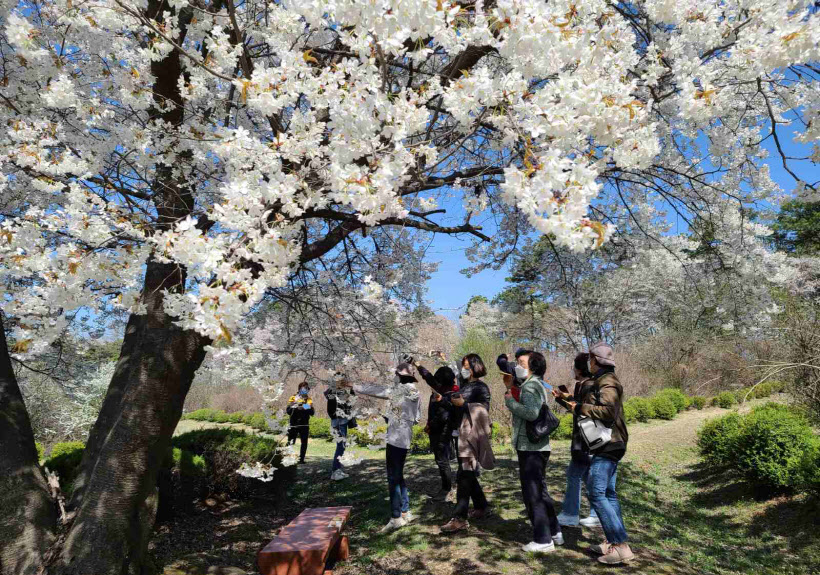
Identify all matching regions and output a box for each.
[504,351,562,553]
[553,353,599,528]
[354,363,422,533]
[286,382,315,464]
[440,353,495,534]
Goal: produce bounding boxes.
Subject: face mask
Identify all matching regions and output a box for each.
[394,374,401,384]
[460,367,472,380]
[515,365,529,379]
[299,388,308,396]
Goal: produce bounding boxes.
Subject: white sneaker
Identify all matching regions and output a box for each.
[379,517,407,533]
[522,541,556,554]
[552,532,564,546]
[557,512,580,527]
[580,515,601,527]
[330,470,346,481]
[402,511,414,524]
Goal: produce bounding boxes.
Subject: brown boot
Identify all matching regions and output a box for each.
[598,543,635,565]
[440,518,469,534]
[468,506,491,520]
[590,540,611,555]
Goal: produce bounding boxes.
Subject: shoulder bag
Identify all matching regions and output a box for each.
[526,381,560,443]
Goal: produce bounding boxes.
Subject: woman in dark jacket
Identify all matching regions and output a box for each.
[558,343,634,565]
[440,353,494,534]
[413,359,459,500]
[286,382,315,464]
[553,353,599,527]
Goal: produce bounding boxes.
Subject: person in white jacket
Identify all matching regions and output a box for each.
[355,362,421,533]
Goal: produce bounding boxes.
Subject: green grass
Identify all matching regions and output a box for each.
[157,406,820,575]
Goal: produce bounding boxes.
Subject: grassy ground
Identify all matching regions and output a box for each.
[153,402,820,575]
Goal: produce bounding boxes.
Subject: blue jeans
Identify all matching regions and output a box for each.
[562,456,597,518]
[585,456,628,544]
[386,444,410,518]
[332,421,348,472]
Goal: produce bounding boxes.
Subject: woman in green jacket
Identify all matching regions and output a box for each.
[504,351,562,554]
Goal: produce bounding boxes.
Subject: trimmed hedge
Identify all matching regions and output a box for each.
[309,417,332,439]
[714,391,737,409]
[698,412,743,467]
[183,408,281,433]
[698,402,820,493]
[553,414,574,440]
[691,396,707,410]
[35,441,44,462]
[655,388,688,413]
[624,397,656,423]
[650,394,678,420]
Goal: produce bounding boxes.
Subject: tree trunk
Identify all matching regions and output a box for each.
[0,314,57,575]
[49,258,209,575]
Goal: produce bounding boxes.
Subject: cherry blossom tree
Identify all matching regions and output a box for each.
[1,0,819,573]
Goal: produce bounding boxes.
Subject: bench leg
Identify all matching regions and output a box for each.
[325,534,350,570]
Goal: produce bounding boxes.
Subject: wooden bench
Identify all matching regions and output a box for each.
[257,507,352,575]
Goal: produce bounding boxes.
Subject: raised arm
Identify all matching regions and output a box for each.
[353,383,390,399]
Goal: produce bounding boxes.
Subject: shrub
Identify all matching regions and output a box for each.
[655,388,688,413]
[798,441,820,494]
[213,411,231,423]
[172,428,291,495]
[186,408,218,421]
[44,441,85,492]
[227,412,245,424]
[735,388,753,403]
[309,417,332,439]
[715,391,737,409]
[624,397,656,423]
[734,404,817,490]
[650,394,677,420]
[35,442,44,462]
[246,412,268,431]
[683,395,693,409]
[349,422,387,447]
[490,422,512,444]
[698,412,742,467]
[410,425,430,453]
[691,396,707,410]
[171,447,207,478]
[553,414,573,440]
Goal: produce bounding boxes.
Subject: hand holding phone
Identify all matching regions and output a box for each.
[558,384,570,394]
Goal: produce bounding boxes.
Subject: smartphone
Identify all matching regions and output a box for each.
[558,384,570,393]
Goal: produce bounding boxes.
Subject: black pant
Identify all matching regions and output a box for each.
[453,462,488,519]
[429,428,453,492]
[517,450,559,544]
[386,444,409,518]
[287,426,309,462]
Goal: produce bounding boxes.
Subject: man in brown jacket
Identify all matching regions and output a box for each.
[562,342,634,565]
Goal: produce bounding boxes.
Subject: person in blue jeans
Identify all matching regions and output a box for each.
[325,377,356,481]
[355,362,421,533]
[554,353,599,528]
[560,343,634,565]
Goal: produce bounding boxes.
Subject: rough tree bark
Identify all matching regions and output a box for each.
[48,260,209,575]
[0,313,57,575]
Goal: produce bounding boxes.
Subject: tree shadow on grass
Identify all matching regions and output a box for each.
[150,447,820,575]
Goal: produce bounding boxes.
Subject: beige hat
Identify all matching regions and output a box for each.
[589,342,615,367]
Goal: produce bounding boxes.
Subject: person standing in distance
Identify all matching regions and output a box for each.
[286,382,315,464]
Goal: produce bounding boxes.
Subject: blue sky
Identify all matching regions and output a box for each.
[422,133,819,323]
